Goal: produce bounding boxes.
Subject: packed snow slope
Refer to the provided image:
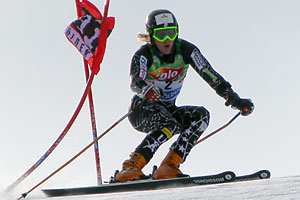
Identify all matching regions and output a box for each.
[2,174,300,200]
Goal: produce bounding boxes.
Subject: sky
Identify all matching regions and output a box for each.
[1,0,300,197]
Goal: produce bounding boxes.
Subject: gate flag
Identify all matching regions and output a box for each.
[65,0,115,74]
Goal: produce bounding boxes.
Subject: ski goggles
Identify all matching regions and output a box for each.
[152,26,178,42]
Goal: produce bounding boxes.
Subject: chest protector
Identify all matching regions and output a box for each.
[146,39,189,102]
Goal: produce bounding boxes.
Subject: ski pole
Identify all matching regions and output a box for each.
[195,112,241,146]
[6,74,95,193]
[18,110,132,199]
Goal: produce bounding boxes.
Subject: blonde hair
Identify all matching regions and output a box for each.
[137,32,151,43]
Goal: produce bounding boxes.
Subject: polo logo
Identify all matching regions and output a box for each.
[148,67,184,81]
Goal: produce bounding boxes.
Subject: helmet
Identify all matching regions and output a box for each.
[146,9,179,39]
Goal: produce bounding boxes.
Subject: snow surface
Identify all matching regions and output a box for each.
[2,175,300,200]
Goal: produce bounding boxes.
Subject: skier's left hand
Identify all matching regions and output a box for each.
[226,92,254,116]
[232,98,254,116]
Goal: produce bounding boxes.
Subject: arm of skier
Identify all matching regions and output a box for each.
[181,40,254,116]
[129,45,163,102]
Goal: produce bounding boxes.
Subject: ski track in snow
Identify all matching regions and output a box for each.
[2,175,300,200]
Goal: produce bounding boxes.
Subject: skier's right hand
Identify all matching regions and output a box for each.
[141,85,163,102]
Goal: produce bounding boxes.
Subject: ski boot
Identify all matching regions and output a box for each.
[153,150,189,180]
[111,152,149,183]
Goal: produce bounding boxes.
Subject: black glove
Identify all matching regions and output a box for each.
[226,93,254,116]
[233,98,254,116]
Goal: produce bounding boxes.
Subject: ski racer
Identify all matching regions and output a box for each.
[114,9,254,182]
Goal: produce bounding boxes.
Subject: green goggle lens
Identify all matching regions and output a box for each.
[153,26,178,42]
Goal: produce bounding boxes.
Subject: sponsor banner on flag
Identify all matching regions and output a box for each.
[65,14,101,67]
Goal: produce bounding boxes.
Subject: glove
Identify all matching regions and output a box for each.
[232,98,254,116]
[226,92,254,116]
[141,85,163,102]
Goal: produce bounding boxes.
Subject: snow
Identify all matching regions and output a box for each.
[2,175,300,200]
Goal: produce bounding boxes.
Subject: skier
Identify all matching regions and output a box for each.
[114,9,254,182]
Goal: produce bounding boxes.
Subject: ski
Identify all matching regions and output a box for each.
[234,169,271,182]
[42,170,270,197]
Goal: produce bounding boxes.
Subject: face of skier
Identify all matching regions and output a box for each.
[151,26,178,55]
[154,39,175,55]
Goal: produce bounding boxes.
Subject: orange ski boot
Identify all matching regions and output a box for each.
[114,152,148,182]
[153,150,189,180]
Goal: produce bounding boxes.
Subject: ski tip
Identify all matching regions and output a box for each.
[235,169,271,182]
[258,169,271,179]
